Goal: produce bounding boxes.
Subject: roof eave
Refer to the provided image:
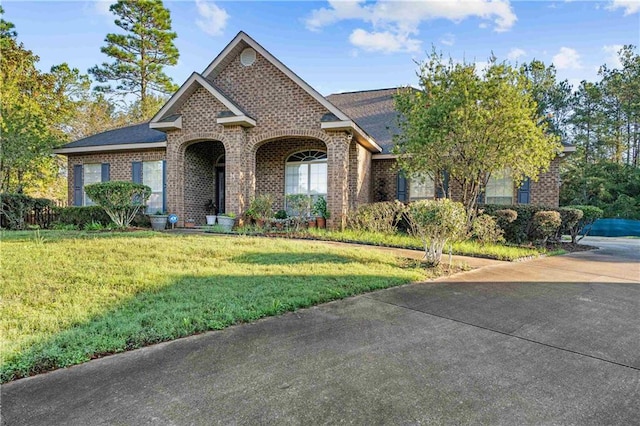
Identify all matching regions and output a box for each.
[53,142,167,155]
[320,120,383,153]
[149,115,182,131]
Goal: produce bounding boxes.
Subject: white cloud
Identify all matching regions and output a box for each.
[440,33,455,46]
[607,0,640,15]
[507,47,526,61]
[195,0,229,36]
[349,29,421,53]
[552,47,582,70]
[305,0,517,53]
[603,44,624,68]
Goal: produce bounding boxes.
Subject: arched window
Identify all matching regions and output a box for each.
[285,150,327,208]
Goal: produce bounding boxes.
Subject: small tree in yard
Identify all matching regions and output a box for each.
[406,199,467,266]
[394,51,560,224]
[566,205,604,244]
[531,210,561,246]
[84,181,150,228]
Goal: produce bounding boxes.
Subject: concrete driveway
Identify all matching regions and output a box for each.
[2,238,639,425]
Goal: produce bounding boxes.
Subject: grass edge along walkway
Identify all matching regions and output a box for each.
[1,231,446,383]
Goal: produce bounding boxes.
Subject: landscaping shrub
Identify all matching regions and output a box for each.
[406,199,467,266]
[285,194,312,230]
[531,210,561,245]
[0,193,35,230]
[346,201,406,234]
[566,205,604,244]
[483,204,549,244]
[555,207,583,242]
[84,181,151,228]
[54,206,111,228]
[247,194,274,220]
[471,214,505,245]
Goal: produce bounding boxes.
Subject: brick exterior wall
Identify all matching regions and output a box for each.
[255,138,326,211]
[372,159,398,202]
[372,156,562,208]
[66,149,166,206]
[159,46,364,228]
[529,157,561,207]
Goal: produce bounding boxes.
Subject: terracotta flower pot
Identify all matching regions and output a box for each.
[308,219,317,229]
[316,217,326,229]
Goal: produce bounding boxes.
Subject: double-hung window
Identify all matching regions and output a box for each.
[485,169,513,205]
[285,150,327,211]
[409,174,435,201]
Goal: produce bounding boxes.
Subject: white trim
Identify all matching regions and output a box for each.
[150,73,247,124]
[320,121,352,131]
[216,115,256,127]
[149,115,182,130]
[372,153,398,160]
[562,145,577,153]
[320,120,382,153]
[202,32,351,123]
[54,142,167,155]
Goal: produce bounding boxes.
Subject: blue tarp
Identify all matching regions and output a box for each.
[584,218,640,237]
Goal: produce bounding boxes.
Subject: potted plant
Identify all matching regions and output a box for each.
[149,210,168,231]
[313,196,330,229]
[248,194,273,229]
[217,212,236,231]
[205,199,217,225]
[184,218,195,228]
[273,209,288,230]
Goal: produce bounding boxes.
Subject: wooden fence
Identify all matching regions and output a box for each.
[0,200,66,229]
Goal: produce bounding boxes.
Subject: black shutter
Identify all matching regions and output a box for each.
[101,163,110,182]
[396,172,407,202]
[518,177,531,204]
[162,160,167,213]
[478,189,485,204]
[73,165,83,206]
[132,161,143,183]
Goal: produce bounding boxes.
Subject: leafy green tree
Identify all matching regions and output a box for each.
[0,11,60,193]
[569,81,605,164]
[89,0,179,119]
[394,52,560,222]
[521,60,573,141]
[406,199,467,266]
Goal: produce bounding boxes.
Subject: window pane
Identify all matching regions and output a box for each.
[486,169,513,205]
[309,163,327,195]
[83,164,102,206]
[285,164,308,195]
[143,161,164,212]
[409,174,435,200]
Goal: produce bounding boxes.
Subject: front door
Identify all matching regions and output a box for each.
[216,166,225,214]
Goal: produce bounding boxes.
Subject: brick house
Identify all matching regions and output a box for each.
[55,32,573,228]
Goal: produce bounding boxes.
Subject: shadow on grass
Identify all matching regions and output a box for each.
[2,268,418,383]
[233,251,401,267]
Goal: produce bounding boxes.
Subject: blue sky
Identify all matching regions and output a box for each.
[4,0,639,95]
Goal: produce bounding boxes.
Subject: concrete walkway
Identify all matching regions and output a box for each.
[2,238,639,425]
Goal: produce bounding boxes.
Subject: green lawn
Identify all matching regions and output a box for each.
[306,229,543,261]
[0,230,427,382]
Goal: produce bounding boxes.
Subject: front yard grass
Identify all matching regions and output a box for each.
[1,230,427,383]
[306,229,543,261]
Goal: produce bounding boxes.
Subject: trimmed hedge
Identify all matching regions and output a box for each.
[53,206,112,227]
[1,194,54,230]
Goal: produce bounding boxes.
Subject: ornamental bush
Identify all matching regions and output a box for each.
[406,199,466,266]
[483,204,549,244]
[471,214,505,245]
[531,210,562,245]
[54,206,112,227]
[566,205,604,244]
[346,201,406,234]
[0,193,35,230]
[555,207,583,242]
[84,181,151,229]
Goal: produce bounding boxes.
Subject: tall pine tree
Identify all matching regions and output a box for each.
[89,0,179,120]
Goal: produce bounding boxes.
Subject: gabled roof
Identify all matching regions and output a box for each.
[150,72,255,129]
[326,88,401,155]
[54,122,167,154]
[201,31,382,152]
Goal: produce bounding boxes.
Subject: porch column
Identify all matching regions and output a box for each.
[224,126,248,215]
[326,132,351,230]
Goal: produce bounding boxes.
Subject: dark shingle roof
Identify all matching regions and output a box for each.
[58,122,166,149]
[326,88,402,154]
